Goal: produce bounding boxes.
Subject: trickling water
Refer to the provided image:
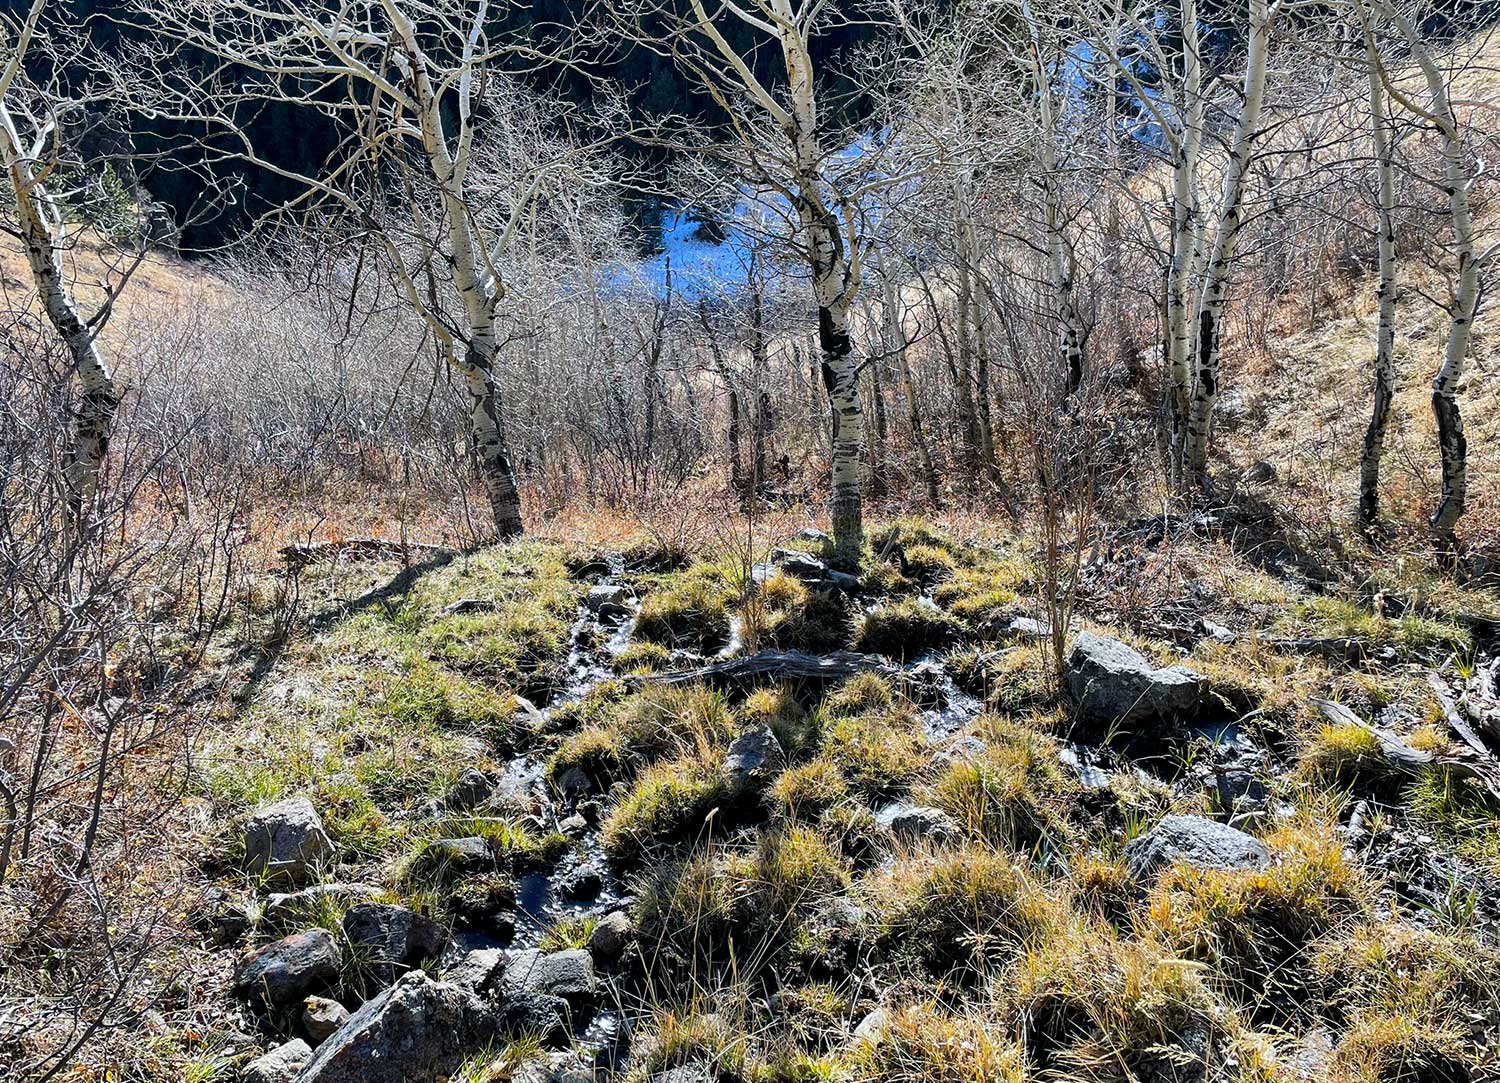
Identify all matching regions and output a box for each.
[716,616,743,659]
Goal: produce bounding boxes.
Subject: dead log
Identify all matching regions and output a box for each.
[280,538,455,568]
[1461,657,1500,744]
[1272,637,1393,663]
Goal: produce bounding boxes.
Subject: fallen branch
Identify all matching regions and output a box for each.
[1311,698,1432,769]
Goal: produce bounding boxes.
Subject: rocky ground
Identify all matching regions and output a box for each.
[177,519,1500,1083]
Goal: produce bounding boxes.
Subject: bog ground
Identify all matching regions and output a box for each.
[48,515,1491,1083]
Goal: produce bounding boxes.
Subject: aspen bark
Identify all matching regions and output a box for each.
[459,342,524,538]
[1367,6,1481,549]
[683,0,866,558]
[1,120,118,527]
[1165,0,1206,488]
[1026,5,1084,401]
[782,4,864,564]
[393,6,524,539]
[1414,76,1477,544]
[1359,36,1398,528]
[1184,0,1276,485]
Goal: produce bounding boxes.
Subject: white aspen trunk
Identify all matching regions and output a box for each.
[1183,0,1276,484]
[0,123,118,527]
[818,263,865,566]
[1376,8,1482,548]
[392,7,524,540]
[1359,35,1398,528]
[776,0,864,564]
[1423,140,1478,543]
[1027,6,1084,399]
[1165,0,1206,488]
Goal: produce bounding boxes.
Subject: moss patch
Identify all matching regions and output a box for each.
[854,600,964,658]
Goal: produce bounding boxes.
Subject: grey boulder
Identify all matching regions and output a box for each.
[502,948,597,1013]
[722,727,784,794]
[342,904,449,986]
[1124,814,1273,881]
[442,947,508,997]
[241,1039,312,1083]
[234,929,340,1008]
[243,797,334,883]
[294,970,495,1083]
[1064,632,1208,725]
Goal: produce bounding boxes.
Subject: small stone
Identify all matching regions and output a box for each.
[558,813,588,837]
[556,766,594,800]
[1005,616,1052,640]
[1242,460,1277,484]
[262,883,384,927]
[303,996,350,1044]
[513,694,546,732]
[416,837,495,877]
[242,1039,313,1083]
[443,769,494,812]
[187,886,252,945]
[556,862,604,901]
[235,929,340,1008]
[243,796,334,883]
[1124,814,1273,881]
[588,910,636,962]
[722,726,784,793]
[586,584,632,619]
[825,569,861,591]
[873,803,959,843]
[797,528,830,544]
[1211,766,1268,813]
[850,1006,890,1048]
[772,548,827,581]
